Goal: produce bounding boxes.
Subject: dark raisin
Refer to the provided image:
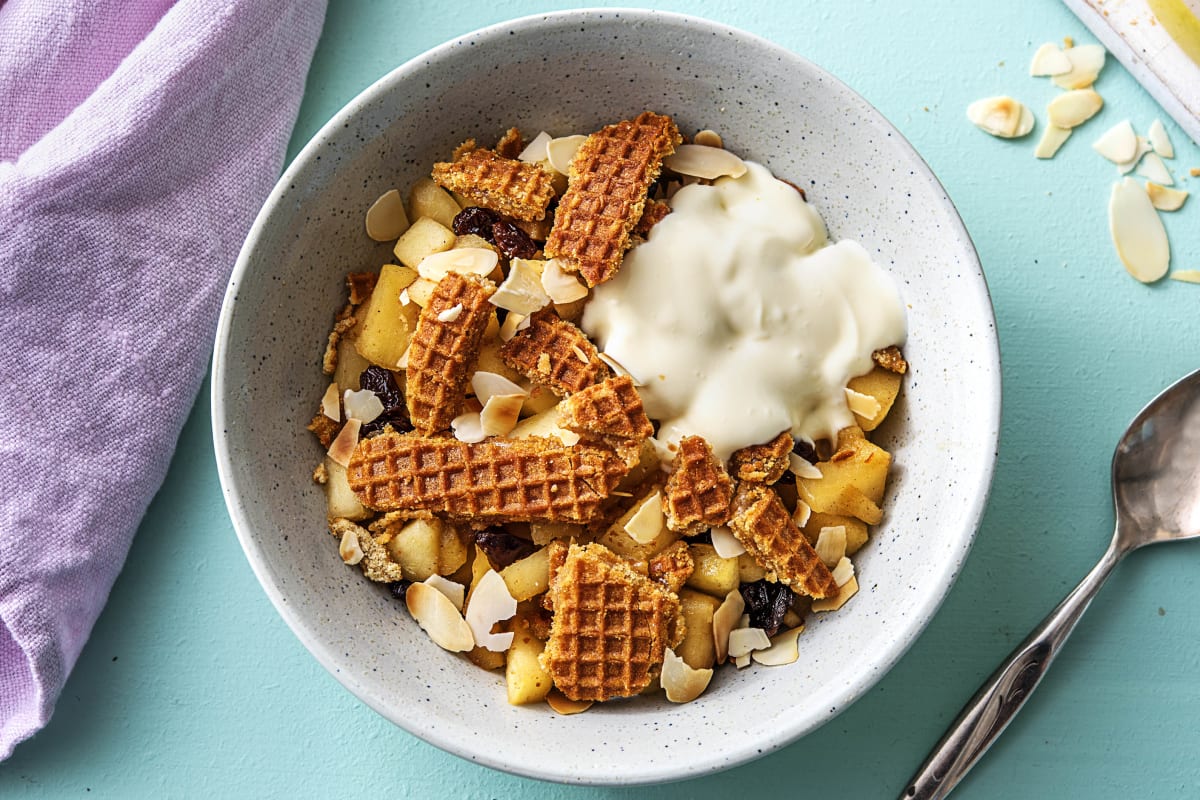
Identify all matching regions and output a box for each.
[491,220,539,259]
[792,438,818,464]
[388,580,411,600]
[452,206,500,240]
[358,366,412,437]
[739,579,795,637]
[474,528,537,570]
[688,529,713,545]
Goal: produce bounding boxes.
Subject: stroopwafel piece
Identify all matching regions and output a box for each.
[557,375,653,441]
[432,148,557,222]
[345,432,630,524]
[728,483,837,598]
[544,111,681,286]
[662,435,734,535]
[499,309,611,396]
[405,271,496,435]
[729,431,794,484]
[539,543,684,701]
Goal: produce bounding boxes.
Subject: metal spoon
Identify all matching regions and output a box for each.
[903,368,1200,799]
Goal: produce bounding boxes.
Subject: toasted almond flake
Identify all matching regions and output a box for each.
[480,394,525,437]
[405,582,475,652]
[1116,137,1152,174]
[844,387,882,419]
[546,135,587,175]
[546,690,593,715]
[464,569,518,652]
[326,418,362,467]
[1092,120,1137,163]
[624,490,665,544]
[437,303,464,323]
[751,626,804,666]
[733,654,751,669]
[811,575,859,612]
[541,258,589,304]
[570,344,589,364]
[1148,119,1174,159]
[1052,44,1105,90]
[417,247,499,281]
[1147,182,1188,212]
[343,388,384,423]
[423,574,466,612]
[792,498,812,529]
[365,189,409,242]
[661,647,714,703]
[1035,125,1073,159]
[321,382,341,421]
[831,556,855,587]
[516,315,532,333]
[788,453,822,480]
[396,343,412,369]
[967,96,1033,138]
[1135,152,1174,186]
[1109,177,1170,283]
[472,371,528,404]
[1170,270,1200,284]
[451,411,487,443]
[596,352,642,385]
[1030,42,1072,76]
[815,526,848,568]
[499,312,526,341]
[1046,89,1103,129]
[339,528,364,565]
[713,589,746,664]
[490,258,551,315]
[727,627,771,658]
[693,129,724,148]
[664,144,749,180]
[710,525,746,558]
[517,131,553,163]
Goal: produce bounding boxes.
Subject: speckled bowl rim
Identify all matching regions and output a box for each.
[213,8,1000,786]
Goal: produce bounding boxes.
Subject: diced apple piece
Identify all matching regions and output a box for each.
[385,517,443,582]
[407,177,463,229]
[506,613,552,705]
[802,511,869,555]
[393,217,455,269]
[685,544,740,598]
[499,546,551,602]
[597,489,680,562]
[324,458,370,521]
[333,330,370,392]
[846,367,902,431]
[677,589,721,670]
[354,264,421,368]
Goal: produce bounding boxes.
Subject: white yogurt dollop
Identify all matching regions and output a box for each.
[580,162,907,462]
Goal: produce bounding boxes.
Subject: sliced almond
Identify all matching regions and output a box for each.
[326,418,362,467]
[661,647,714,703]
[624,490,665,544]
[1092,120,1137,163]
[831,556,855,587]
[498,312,526,342]
[788,453,822,480]
[1170,270,1200,284]
[1116,136,1151,174]
[1051,44,1105,90]
[339,527,364,565]
[844,387,882,420]
[546,690,593,715]
[365,189,410,242]
[664,144,749,180]
[1109,177,1170,283]
[437,303,464,323]
[811,575,859,612]
[464,569,518,652]
[1135,152,1174,186]
[417,247,498,281]
[321,382,341,421]
[546,135,587,175]
[1046,90,1103,129]
[727,627,771,658]
[693,129,724,148]
[541,259,589,304]
[405,582,475,652]
[472,371,528,405]
[710,525,747,558]
[734,654,752,669]
[480,394,525,437]
[1148,119,1174,159]
[967,96,1033,138]
[1029,42,1072,76]
[751,626,804,666]
[596,352,641,384]
[1147,182,1188,212]
[451,411,486,443]
[1035,125,1072,159]
[395,343,412,369]
[814,526,847,568]
[343,388,383,423]
[713,589,746,664]
[517,131,553,163]
[423,574,466,612]
[490,258,551,315]
[792,498,812,529]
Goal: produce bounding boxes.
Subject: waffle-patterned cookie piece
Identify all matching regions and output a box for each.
[545,111,681,286]
[432,148,557,222]
[557,375,653,441]
[345,432,630,523]
[729,431,794,484]
[540,543,684,701]
[662,436,734,535]
[728,483,837,598]
[404,272,496,435]
[499,309,611,396]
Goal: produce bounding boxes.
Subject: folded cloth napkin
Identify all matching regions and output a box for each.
[0,0,327,759]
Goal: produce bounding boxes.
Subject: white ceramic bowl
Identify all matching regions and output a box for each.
[213,9,999,785]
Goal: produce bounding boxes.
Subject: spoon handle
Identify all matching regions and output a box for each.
[901,540,1124,800]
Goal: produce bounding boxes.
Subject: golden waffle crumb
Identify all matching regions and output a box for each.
[728,483,837,598]
[540,543,683,701]
[432,148,557,222]
[647,540,694,594]
[558,375,653,440]
[312,461,329,484]
[346,271,378,305]
[307,413,340,448]
[322,312,356,375]
[499,309,611,395]
[729,431,794,484]
[451,138,478,162]
[346,432,631,523]
[872,345,908,374]
[633,198,671,238]
[662,436,734,535]
[329,518,405,583]
[545,111,681,286]
[494,127,524,159]
[405,272,496,434]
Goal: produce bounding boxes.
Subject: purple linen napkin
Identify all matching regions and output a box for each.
[0,0,327,759]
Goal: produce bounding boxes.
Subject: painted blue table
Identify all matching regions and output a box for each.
[4,1,1200,797]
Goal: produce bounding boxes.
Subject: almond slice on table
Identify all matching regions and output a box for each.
[1170,271,1200,284]
[1147,119,1174,159]
[1046,90,1103,129]
[1035,125,1072,159]
[1092,120,1137,164]
[1051,43,1105,90]
[365,189,410,242]
[417,247,499,282]
[661,647,713,703]
[967,96,1034,138]
[1135,152,1174,186]
[405,582,475,652]
[1030,42,1072,76]
[1109,177,1170,283]
[664,144,749,180]
[464,569,517,652]
[1116,137,1152,175]
[1146,183,1188,212]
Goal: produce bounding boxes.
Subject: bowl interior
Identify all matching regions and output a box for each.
[213,9,999,786]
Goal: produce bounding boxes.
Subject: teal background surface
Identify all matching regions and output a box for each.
[4,0,1200,797]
